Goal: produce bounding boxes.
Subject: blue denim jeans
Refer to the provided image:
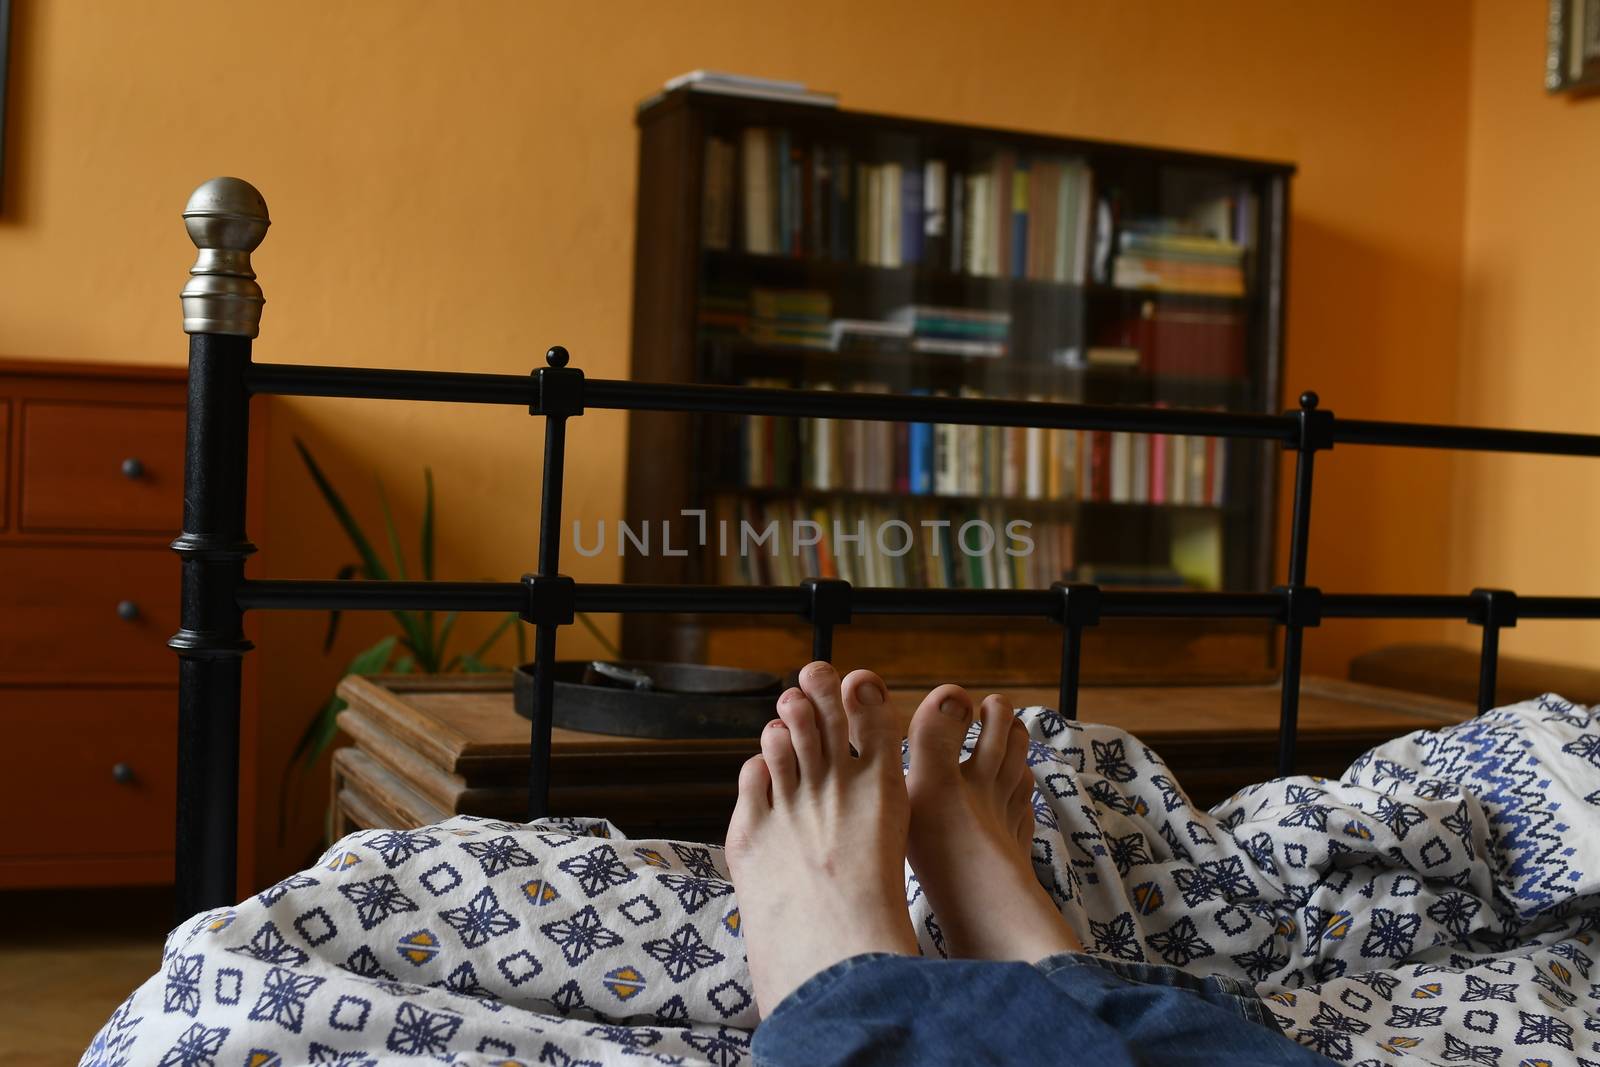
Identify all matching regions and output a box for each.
[751,951,1329,1066]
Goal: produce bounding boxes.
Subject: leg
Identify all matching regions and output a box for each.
[724,661,918,1017]
[753,951,1327,1067]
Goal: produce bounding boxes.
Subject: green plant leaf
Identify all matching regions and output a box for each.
[420,468,437,667]
[294,438,389,582]
[322,562,361,654]
[468,612,518,662]
[375,476,409,580]
[460,653,495,673]
[421,468,436,581]
[434,612,459,666]
[296,439,430,661]
[576,611,621,659]
[292,634,398,772]
[277,688,346,845]
[393,655,415,673]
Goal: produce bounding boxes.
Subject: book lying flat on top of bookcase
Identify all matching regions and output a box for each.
[649,70,839,110]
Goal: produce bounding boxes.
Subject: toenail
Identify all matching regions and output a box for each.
[940,698,967,718]
[858,683,884,705]
[766,719,787,730]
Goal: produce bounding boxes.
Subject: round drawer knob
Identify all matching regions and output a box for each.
[111,762,136,785]
[117,600,141,621]
[121,457,145,480]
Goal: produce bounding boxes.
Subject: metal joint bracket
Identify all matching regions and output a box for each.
[801,577,853,627]
[521,573,576,627]
[1282,391,1334,452]
[533,346,585,418]
[1275,584,1323,628]
[1469,587,1519,629]
[1050,581,1103,627]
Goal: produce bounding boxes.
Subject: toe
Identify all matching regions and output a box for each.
[968,694,1015,781]
[726,755,773,866]
[775,687,825,782]
[761,719,800,798]
[841,669,901,763]
[798,661,852,763]
[998,715,1032,789]
[906,684,973,793]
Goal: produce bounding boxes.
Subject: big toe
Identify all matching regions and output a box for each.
[907,684,973,792]
[841,669,903,763]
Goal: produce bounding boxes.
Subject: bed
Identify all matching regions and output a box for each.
[81,177,1600,1066]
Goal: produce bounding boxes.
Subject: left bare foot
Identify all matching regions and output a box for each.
[724,662,919,1017]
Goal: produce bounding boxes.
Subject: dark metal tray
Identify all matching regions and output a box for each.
[512,660,781,739]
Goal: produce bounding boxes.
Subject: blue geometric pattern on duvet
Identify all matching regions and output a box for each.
[85,694,1600,1066]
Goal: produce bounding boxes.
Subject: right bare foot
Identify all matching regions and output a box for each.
[724,662,920,1017]
[902,685,1082,962]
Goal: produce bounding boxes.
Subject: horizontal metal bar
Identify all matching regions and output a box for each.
[583,379,1297,440]
[1103,591,1287,618]
[1518,596,1600,619]
[237,579,1600,623]
[1320,594,1474,619]
[243,363,1600,458]
[247,363,536,406]
[1321,593,1600,620]
[574,584,807,614]
[1334,418,1600,457]
[239,580,525,612]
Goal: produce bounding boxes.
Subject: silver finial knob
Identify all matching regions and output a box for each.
[181,177,270,338]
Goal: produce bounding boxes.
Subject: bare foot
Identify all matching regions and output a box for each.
[724,661,920,1017]
[902,685,1082,961]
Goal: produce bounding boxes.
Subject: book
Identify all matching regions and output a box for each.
[949,172,966,273]
[1011,161,1030,278]
[661,70,839,108]
[923,160,948,267]
[702,137,735,250]
[741,128,775,254]
[901,165,924,264]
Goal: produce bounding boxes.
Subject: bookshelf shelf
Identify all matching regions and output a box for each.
[709,341,1250,401]
[706,250,1253,306]
[708,483,1240,515]
[623,85,1293,680]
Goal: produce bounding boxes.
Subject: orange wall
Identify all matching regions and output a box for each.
[0,1,1475,883]
[1451,0,1600,666]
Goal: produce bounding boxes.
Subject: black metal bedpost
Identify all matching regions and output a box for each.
[169,178,270,918]
[1469,588,1518,714]
[1051,582,1102,721]
[1275,391,1331,776]
[521,346,582,820]
[802,578,852,663]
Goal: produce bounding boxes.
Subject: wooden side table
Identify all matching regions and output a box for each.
[331,673,1473,843]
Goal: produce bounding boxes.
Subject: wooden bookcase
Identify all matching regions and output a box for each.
[621,87,1294,687]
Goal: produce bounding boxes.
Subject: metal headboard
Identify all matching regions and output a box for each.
[169,177,1600,918]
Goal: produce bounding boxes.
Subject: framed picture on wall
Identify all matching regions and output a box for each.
[1548,0,1600,93]
[0,0,10,204]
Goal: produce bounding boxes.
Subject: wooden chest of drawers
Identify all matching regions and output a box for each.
[0,359,259,888]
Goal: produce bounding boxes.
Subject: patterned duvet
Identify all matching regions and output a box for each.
[85,693,1600,1066]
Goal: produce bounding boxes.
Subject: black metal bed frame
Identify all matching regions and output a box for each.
[169,178,1600,919]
